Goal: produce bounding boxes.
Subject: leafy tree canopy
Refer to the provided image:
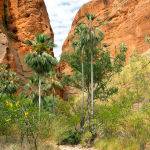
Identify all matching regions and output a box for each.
[61,18,127,100]
[0,64,20,95]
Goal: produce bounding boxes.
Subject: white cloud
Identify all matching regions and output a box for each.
[44,0,89,59]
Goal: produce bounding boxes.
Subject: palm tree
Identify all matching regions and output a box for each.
[86,14,95,131]
[74,25,86,130]
[25,34,57,118]
[81,48,85,130]
[74,15,96,131]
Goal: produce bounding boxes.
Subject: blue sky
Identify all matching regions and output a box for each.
[44,0,89,59]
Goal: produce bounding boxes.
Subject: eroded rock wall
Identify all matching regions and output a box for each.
[0,0,53,77]
[61,0,150,73]
[0,0,8,64]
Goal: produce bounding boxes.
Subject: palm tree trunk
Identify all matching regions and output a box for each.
[140,142,146,150]
[89,18,94,132]
[52,89,55,114]
[38,78,41,119]
[80,51,85,131]
[87,88,91,130]
[91,53,94,131]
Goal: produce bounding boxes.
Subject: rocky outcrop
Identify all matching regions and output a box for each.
[0,0,8,64]
[0,0,53,77]
[61,0,150,73]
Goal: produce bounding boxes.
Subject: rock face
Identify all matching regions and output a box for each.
[61,0,150,73]
[0,0,53,77]
[0,0,8,64]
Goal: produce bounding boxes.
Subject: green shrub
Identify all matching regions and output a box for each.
[94,138,139,150]
[60,130,81,145]
[95,93,134,138]
[48,113,80,144]
[93,55,150,149]
[0,64,20,95]
[0,95,15,137]
[121,111,150,149]
[81,131,93,147]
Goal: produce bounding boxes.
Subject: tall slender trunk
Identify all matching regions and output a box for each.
[38,78,41,119]
[89,18,94,132]
[140,142,146,150]
[91,52,94,131]
[52,89,55,114]
[80,49,85,131]
[87,91,91,130]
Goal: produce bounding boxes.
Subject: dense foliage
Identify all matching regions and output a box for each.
[25,34,57,119]
[61,14,127,134]
[0,31,149,150]
[0,64,20,95]
[94,55,150,150]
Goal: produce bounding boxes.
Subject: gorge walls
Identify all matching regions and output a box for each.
[60,0,150,73]
[0,0,53,77]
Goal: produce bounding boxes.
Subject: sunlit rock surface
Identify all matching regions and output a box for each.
[0,0,53,77]
[61,0,150,74]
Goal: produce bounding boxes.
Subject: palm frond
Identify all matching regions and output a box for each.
[25,34,55,54]
[24,40,33,46]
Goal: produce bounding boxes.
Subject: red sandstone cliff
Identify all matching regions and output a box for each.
[61,0,150,73]
[0,0,53,77]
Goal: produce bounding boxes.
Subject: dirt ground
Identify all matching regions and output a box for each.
[59,145,95,150]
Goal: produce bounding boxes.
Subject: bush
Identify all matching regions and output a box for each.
[0,95,15,138]
[94,138,139,150]
[93,55,150,149]
[47,116,77,145]
[95,93,134,138]
[60,130,81,145]
[81,131,93,147]
[0,94,54,149]
[121,110,150,149]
